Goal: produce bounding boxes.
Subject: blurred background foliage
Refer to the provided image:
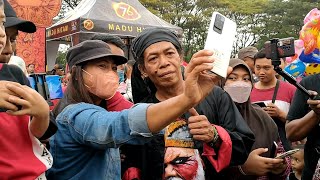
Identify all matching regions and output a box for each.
[61,0,320,61]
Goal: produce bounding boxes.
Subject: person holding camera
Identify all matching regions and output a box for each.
[250,48,296,151]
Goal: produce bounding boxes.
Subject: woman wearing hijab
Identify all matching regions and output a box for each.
[220,58,290,179]
[46,40,218,179]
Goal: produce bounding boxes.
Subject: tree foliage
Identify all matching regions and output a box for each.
[140,0,217,60]
[255,0,320,48]
[140,0,269,58]
[59,0,320,60]
[141,0,319,59]
[214,0,268,56]
[55,50,67,68]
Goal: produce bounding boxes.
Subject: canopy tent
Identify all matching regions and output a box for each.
[46,0,183,70]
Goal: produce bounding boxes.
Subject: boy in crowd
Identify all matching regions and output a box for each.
[288,144,305,180]
[0,0,53,178]
[27,63,35,74]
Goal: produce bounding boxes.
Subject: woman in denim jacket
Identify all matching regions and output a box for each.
[46,40,219,179]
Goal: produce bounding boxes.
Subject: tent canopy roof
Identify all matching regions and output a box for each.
[46,0,182,41]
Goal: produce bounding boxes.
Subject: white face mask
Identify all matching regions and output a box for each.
[224,81,252,103]
[82,69,119,100]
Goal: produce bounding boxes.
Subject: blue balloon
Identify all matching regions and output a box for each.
[299,49,320,64]
[284,59,306,78]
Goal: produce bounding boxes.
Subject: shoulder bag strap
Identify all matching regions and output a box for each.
[272,80,280,104]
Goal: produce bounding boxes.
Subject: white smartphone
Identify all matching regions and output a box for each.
[275,149,300,159]
[204,12,237,78]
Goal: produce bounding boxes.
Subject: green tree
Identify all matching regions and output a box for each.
[55,50,67,68]
[140,0,268,59]
[140,0,217,61]
[57,0,320,60]
[213,0,267,56]
[255,0,320,48]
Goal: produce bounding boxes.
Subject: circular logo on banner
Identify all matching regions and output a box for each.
[112,2,141,21]
[83,19,94,30]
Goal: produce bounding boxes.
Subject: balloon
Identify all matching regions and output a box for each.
[299,48,320,64]
[304,8,320,25]
[300,10,320,55]
[305,63,320,76]
[286,39,304,64]
[284,59,306,78]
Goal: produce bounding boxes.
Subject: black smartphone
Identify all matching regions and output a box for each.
[265,37,295,59]
[254,102,266,108]
[0,105,22,112]
[270,141,278,158]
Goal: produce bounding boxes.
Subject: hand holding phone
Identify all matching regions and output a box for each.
[204,12,237,78]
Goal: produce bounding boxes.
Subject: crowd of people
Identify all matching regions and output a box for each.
[0,0,320,179]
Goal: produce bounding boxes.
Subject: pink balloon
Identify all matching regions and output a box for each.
[304,8,320,24]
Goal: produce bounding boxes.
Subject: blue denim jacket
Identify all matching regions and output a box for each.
[46,103,153,180]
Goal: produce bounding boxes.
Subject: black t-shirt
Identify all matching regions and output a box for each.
[0,63,30,85]
[287,74,320,179]
[0,63,30,113]
[121,86,255,179]
[288,172,299,180]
